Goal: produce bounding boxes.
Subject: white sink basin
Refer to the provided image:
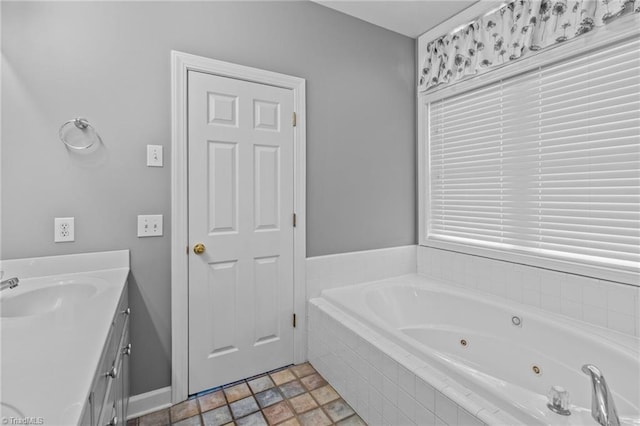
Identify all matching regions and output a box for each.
[1,280,99,318]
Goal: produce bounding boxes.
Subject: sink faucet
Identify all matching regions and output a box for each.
[0,276,19,292]
[582,364,620,426]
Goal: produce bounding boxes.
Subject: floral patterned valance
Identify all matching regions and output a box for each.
[418,0,639,92]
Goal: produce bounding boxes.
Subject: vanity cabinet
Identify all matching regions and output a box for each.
[0,250,130,425]
[79,282,130,426]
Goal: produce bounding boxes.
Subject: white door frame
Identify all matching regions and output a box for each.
[170,51,306,404]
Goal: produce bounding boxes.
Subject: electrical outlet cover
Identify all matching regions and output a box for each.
[54,217,75,242]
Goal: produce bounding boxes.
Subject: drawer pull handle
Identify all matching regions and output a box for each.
[107,415,118,425]
[122,343,132,356]
[106,365,118,379]
[122,307,131,316]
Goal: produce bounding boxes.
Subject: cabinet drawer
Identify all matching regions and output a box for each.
[92,326,115,423]
[99,378,118,426]
[109,289,130,363]
[97,334,126,426]
[119,327,131,424]
[93,283,129,424]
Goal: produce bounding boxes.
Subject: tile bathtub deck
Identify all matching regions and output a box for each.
[129,363,366,426]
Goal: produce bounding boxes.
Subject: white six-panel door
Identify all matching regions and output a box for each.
[187,70,295,394]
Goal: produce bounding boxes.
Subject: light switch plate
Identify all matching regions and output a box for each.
[137,215,163,237]
[147,145,163,167]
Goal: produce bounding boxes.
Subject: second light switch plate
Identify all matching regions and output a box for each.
[137,215,163,237]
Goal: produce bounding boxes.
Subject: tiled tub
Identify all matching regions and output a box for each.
[308,274,640,425]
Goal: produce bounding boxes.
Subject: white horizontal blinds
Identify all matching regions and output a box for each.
[428,36,640,271]
[535,38,640,268]
[430,81,505,245]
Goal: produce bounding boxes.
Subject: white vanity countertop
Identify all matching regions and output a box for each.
[0,250,130,426]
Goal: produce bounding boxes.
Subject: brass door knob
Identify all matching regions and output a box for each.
[193,243,206,255]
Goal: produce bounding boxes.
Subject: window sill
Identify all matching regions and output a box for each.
[420,237,639,287]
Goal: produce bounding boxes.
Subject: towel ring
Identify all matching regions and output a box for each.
[59,118,100,150]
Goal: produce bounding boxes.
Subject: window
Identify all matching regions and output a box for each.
[425,35,640,275]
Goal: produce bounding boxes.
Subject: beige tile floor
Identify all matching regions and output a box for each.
[128,363,366,426]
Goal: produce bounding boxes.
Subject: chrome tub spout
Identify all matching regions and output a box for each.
[581,364,620,426]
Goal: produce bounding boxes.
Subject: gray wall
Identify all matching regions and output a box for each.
[1,1,416,395]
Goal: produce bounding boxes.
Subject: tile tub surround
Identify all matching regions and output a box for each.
[306,245,417,299]
[308,298,525,426]
[129,363,365,426]
[416,246,640,338]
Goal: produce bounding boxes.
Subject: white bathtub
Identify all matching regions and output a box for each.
[315,274,640,425]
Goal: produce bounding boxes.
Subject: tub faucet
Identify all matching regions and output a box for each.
[0,276,19,292]
[581,364,620,426]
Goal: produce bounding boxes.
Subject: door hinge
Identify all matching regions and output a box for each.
[293,313,297,328]
[292,112,297,127]
[186,245,189,255]
[293,213,297,227]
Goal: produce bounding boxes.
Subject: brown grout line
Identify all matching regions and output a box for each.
[318,403,334,425]
[307,386,323,406]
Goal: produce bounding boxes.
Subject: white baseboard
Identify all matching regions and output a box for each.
[127,386,172,420]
